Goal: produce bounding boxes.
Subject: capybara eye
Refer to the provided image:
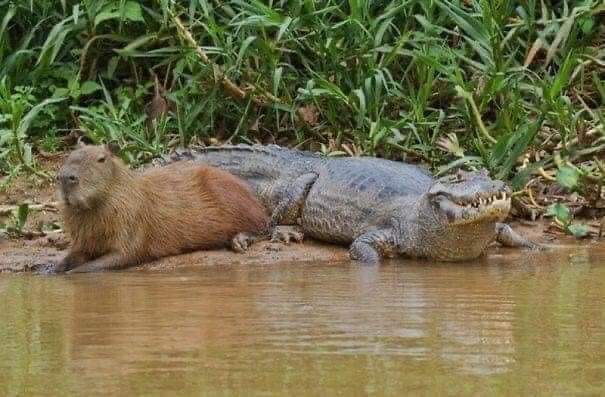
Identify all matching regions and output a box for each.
[97,156,106,163]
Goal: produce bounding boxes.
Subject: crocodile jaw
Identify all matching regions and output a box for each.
[411,194,511,261]
[438,191,511,225]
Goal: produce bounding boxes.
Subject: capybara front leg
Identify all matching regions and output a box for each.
[67,252,135,273]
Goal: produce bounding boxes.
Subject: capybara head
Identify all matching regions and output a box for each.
[57,144,121,211]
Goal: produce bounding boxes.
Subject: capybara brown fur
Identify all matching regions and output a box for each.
[54,144,269,273]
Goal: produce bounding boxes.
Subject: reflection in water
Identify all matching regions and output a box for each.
[1,247,604,395]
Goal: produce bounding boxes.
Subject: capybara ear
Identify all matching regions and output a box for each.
[105,142,121,156]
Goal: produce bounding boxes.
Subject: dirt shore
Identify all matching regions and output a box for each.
[0,218,578,273]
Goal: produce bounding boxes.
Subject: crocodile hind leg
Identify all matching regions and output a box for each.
[495,223,542,249]
[349,229,394,265]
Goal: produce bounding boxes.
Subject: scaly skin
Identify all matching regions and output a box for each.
[163,144,540,264]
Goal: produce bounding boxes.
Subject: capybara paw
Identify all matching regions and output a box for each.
[270,226,304,244]
[231,232,253,253]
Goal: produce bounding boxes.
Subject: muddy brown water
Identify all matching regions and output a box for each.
[1,244,604,395]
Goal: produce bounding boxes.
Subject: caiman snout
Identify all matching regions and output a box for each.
[428,169,513,224]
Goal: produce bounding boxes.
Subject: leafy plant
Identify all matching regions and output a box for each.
[0,0,602,208]
[2,203,30,237]
[0,79,65,175]
[546,202,589,238]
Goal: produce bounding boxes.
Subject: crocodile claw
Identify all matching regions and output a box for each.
[271,226,304,244]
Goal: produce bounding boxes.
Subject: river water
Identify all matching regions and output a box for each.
[1,246,604,395]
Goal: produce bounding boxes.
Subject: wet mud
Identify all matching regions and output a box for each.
[0,218,586,273]
[0,231,351,273]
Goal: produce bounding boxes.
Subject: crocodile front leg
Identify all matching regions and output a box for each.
[349,229,395,265]
[271,173,318,225]
[495,223,542,249]
[269,173,318,243]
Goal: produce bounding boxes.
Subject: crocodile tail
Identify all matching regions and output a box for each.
[162,144,318,179]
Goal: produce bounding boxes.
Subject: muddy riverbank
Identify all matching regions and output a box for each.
[0,211,586,273]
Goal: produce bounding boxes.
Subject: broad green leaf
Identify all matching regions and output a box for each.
[546,202,571,225]
[80,81,102,95]
[52,88,70,98]
[353,89,366,122]
[114,34,156,56]
[556,165,580,190]
[545,14,575,65]
[95,10,120,27]
[73,4,80,25]
[0,129,11,146]
[122,1,145,22]
[36,17,73,66]
[567,223,589,238]
[579,17,594,35]
[490,122,539,180]
[106,57,119,78]
[548,51,577,100]
[374,17,393,47]
[95,2,144,26]
[277,17,293,41]
[0,6,16,45]
[17,97,66,137]
[235,36,256,69]
[272,67,283,96]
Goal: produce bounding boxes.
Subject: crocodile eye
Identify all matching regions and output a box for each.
[431,193,447,203]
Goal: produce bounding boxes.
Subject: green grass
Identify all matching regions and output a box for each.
[0,1,604,217]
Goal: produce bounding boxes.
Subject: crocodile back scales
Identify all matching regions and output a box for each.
[301,157,434,242]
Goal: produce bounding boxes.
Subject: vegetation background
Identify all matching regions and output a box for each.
[0,0,604,236]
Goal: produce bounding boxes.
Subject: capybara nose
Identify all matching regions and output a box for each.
[58,172,79,186]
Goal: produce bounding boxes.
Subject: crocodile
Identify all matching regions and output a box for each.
[163,144,540,264]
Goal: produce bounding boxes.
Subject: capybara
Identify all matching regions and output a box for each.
[53,144,269,273]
